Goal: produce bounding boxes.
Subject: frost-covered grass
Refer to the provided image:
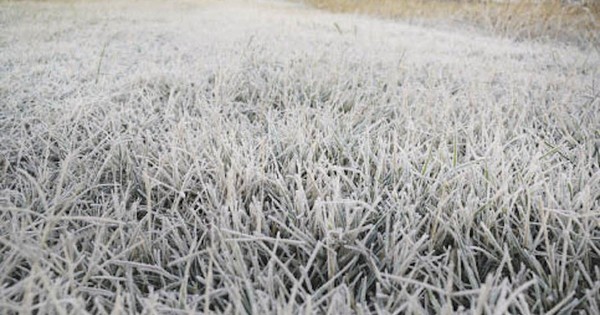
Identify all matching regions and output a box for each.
[1,0,599,314]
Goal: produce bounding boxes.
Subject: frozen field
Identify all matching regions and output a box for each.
[1,0,599,313]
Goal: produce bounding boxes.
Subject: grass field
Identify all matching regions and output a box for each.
[307,0,600,47]
[1,0,599,313]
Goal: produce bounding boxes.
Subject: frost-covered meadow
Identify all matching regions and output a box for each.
[1,0,599,313]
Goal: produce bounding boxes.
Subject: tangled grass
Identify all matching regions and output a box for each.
[1,0,599,313]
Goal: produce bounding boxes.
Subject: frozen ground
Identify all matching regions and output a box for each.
[1,0,599,313]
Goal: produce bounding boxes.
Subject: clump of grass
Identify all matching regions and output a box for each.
[1,0,599,314]
[307,0,600,46]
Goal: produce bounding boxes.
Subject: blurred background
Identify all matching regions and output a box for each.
[305,0,600,46]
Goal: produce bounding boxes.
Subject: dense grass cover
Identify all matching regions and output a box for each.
[1,0,599,313]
